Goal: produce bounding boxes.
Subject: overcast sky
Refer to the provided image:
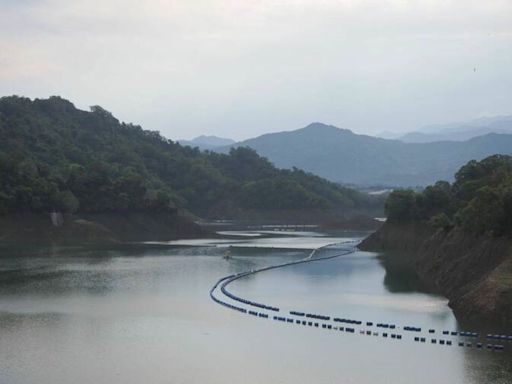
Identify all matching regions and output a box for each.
[1,0,511,140]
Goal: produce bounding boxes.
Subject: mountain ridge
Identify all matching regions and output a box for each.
[218,122,512,187]
[178,135,235,150]
[380,115,512,143]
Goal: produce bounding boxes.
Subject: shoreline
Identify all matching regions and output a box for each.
[359,223,512,327]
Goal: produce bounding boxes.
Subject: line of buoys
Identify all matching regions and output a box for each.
[333,317,363,325]
[220,275,280,312]
[441,330,460,336]
[210,292,246,313]
[487,334,512,342]
[415,337,505,351]
[209,275,248,314]
[376,323,396,329]
[459,331,479,338]
[217,244,357,315]
[214,278,506,353]
[210,241,507,353]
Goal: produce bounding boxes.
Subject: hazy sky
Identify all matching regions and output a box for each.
[1,0,511,140]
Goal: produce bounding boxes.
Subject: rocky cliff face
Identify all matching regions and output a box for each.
[360,223,512,325]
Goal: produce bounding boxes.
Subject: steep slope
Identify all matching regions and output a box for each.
[224,123,512,186]
[360,155,512,325]
[0,96,381,231]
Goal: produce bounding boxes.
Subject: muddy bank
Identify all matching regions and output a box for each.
[0,212,204,245]
[360,223,512,325]
[203,206,383,231]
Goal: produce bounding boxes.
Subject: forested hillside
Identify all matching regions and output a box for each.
[361,155,512,324]
[0,96,380,219]
[385,155,512,236]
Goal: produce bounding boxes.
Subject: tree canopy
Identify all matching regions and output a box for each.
[0,96,380,217]
[385,155,512,237]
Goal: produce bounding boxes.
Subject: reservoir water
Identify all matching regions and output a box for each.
[1,230,511,384]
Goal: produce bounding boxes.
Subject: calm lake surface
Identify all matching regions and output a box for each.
[1,230,511,384]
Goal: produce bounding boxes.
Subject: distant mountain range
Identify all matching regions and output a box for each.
[178,135,235,150]
[379,115,512,143]
[215,122,512,187]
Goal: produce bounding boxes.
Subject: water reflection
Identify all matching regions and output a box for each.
[379,251,432,293]
[0,233,511,384]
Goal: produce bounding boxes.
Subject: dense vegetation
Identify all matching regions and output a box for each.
[0,96,379,217]
[385,155,512,236]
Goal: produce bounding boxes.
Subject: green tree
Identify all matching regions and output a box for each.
[385,189,419,223]
[55,191,80,213]
[455,186,503,235]
[429,212,452,231]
